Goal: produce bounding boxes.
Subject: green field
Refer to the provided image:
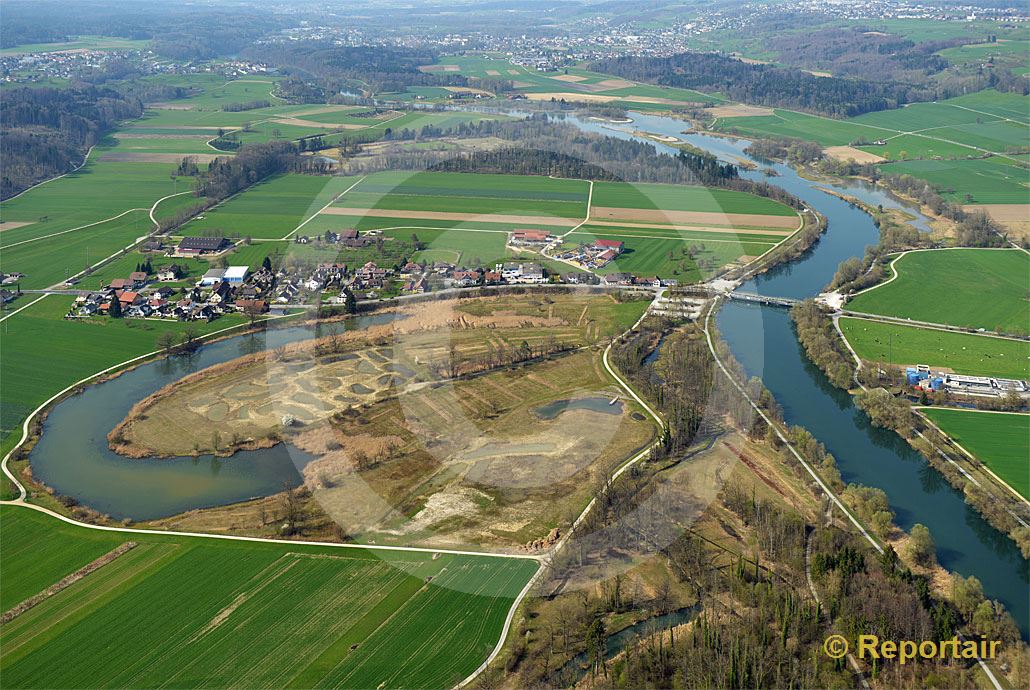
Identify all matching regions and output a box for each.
[0,295,249,452]
[839,318,1029,379]
[712,91,1030,199]
[0,505,537,689]
[878,156,1029,205]
[590,181,796,216]
[715,109,888,146]
[568,224,779,281]
[182,174,357,239]
[921,409,1029,499]
[845,249,1030,333]
[0,35,148,55]
[332,171,590,220]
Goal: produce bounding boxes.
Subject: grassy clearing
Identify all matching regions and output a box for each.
[0,295,247,453]
[921,409,1029,499]
[845,249,1030,333]
[838,318,1029,379]
[590,181,796,215]
[0,505,536,689]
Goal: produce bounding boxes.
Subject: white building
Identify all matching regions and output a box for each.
[223,266,249,284]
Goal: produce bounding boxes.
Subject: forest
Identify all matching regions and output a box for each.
[589,52,937,117]
[0,86,142,199]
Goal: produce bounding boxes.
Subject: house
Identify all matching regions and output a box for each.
[451,270,480,287]
[483,271,502,285]
[223,266,249,284]
[177,236,229,255]
[563,271,595,284]
[601,273,633,286]
[141,240,164,253]
[339,229,359,240]
[501,262,523,281]
[129,271,149,288]
[521,263,546,283]
[109,278,132,290]
[156,265,182,282]
[118,291,142,306]
[404,276,429,293]
[235,299,268,313]
[199,268,226,286]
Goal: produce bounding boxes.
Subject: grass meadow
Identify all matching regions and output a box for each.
[590,181,795,216]
[845,249,1030,333]
[920,409,1029,499]
[0,505,537,689]
[838,318,1029,379]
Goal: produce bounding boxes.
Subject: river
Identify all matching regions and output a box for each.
[561,110,1026,636]
[26,106,1027,635]
[29,314,397,521]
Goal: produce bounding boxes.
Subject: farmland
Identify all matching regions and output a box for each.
[406,55,721,108]
[0,505,537,689]
[838,318,1029,379]
[920,409,1029,499]
[845,249,1030,334]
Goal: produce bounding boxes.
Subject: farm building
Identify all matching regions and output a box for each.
[594,239,624,254]
[178,236,230,255]
[199,268,226,286]
[510,229,555,246]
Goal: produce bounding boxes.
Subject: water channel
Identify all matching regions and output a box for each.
[25,106,1027,635]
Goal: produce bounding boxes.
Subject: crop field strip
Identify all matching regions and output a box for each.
[0,506,538,690]
[845,248,1030,334]
[920,409,1029,500]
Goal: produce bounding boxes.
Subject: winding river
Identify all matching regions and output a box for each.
[575,111,1028,637]
[26,107,1027,635]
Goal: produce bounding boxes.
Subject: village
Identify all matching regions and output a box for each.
[62,227,678,323]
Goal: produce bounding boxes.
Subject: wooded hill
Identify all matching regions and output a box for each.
[1,86,142,200]
[589,52,936,117]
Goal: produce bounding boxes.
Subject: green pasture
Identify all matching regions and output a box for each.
[0,505,537,690]
[839,318,1029,379]
[846,249,1030,334]
[568,228,771,281]
[858,134,983,161]
[921,409,1029,499]
[2,210,156,290]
